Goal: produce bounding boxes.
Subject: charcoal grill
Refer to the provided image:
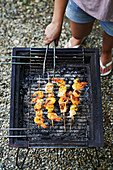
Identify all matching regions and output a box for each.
[9,47,104,148]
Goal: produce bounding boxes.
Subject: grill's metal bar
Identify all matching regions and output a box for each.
[28,47,32,140]
[0,62,44,65]
[0,56,42,58]
[0,135,28,138]
[0,128,33,130]
[0,134,89,138]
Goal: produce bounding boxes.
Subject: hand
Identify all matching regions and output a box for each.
[45,22,62,46]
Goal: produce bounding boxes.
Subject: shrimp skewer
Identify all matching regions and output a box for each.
[34,117,46,128]
[52,78,68,132]
[72,78,87,90]
[51,78,65,86]
[44,97,56,106]
[45,74,62,126]
[31,75,46,129]
[47,112,62,126]
[69,78,87,130]
[31,91,44,103]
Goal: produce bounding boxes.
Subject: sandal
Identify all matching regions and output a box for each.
[64,37,87,48]
[100,59,112,76]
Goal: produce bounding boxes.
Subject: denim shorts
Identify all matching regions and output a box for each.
[65,0,113,36]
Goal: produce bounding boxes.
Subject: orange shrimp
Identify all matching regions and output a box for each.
[69,92,80,105]
[72,79,87,90]
[34,99,43,111]
[58,85,67,97]
[68,105,78,119]
[32,91,44,98]
[52,78,65,86]
[59,95,69,113]
[73,90,81,97]
[45,105,54,113]
[47,112,62,121]
[58,96,69,105]
[59,102,67,113]
[46,93,54,98]
[36,116,44,122]
[44,97,56,106]
[70,104,78,111]
[31,98,37,103]
[36,110,43,121]
[34,117,47,128]
[73,78,80,84]
[31,96,43,103]
[45,82,54,93]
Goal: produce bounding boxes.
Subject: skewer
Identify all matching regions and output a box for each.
[63,112,66,132]
[48,72,50,82]
[52,120,54,127]
[39,75,40,90]
[70,117,72,131]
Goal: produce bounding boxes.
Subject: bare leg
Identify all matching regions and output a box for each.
[66,20,94,47]
[100,31,113,74]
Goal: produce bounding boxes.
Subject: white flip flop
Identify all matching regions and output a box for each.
[64,37,86,48]
[100,59,112,76]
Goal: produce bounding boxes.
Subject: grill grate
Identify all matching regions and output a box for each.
[9,48,104,148]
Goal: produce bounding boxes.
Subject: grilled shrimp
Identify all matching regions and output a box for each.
[73,90,81,97]
[45,105,54,113]
[45,82,54,93]
[47,112,62,121]
[72,79,87,90]
[36,110,43,120]
[34,99,43,111]
[52,78,65,86]
[58,85,67,97]
[59,102,67,113]
[70,104,78,111]
[32,91,44,99]
[31,95,43,103]
[44,97,56,106]
[46,93,54,98]
[31,98,37,103]
[58,96,69,104]
[34,117,47,128]
[68,105,78,119]
[73,78,80,84]
[69,92,80,105]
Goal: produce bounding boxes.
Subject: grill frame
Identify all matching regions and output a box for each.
[9,47,104,148]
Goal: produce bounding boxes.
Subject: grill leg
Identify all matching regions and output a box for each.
[16,148,30,169]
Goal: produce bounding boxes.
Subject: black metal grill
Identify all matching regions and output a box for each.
[9,47,104,148]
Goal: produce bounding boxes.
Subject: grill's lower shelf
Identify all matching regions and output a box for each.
[9,47,104,148]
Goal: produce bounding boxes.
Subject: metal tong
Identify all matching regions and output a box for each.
[43,40,56,78]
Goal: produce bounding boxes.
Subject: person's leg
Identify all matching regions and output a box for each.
[67,21,94,47]
[99,21,113,75]
[65,0,95,47]
[100,31,113,75]
[101,31,113,64]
